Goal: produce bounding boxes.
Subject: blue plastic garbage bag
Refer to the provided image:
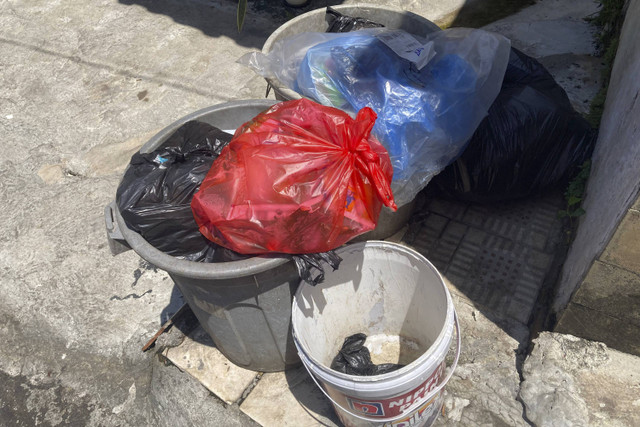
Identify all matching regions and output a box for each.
[240,28,510,206]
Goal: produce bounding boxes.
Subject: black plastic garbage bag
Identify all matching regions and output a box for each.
[325,7,384,33]
[116,121,341,284]
[434,48,597,203]
[116,121,231,262]
[323,11,596,203]
[331,333,404,376]
[294,252,343,286]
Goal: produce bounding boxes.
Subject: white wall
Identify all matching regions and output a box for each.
[554,0,640,312]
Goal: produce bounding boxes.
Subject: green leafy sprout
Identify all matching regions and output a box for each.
[237,0,248,31]
[558,160,591,241]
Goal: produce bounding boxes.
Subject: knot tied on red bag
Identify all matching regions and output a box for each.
[191,98,396,255]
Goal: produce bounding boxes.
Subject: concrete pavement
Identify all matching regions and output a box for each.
[1,0,638,426]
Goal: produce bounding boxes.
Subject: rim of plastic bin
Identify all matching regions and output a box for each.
[116,99,292,280]
[139,99,276,153]
[261,4,442,102]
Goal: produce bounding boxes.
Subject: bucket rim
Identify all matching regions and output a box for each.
[262,4,441,55]
[139,99,278,153]
[292,241,456,388]
[114,206,291,280]
[114,99,293,280]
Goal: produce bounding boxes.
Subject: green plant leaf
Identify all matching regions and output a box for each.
[237,0,247,32]
[570,207,586,217]
[567,195,582,206]
[558,210,569,219]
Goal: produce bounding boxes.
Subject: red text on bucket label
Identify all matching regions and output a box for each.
[344,362,445,418]
[385,395,439,427]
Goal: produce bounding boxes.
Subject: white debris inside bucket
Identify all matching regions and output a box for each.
[366,334,423,366]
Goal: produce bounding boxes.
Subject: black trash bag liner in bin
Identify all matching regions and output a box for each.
[325,7,384,33]
[116,121,230,262]
[294,252,343,286]
[331,333,404,376]
[116,121,341,284]
[434,48,597,203]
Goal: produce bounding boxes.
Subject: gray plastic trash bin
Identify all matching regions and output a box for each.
[261,5,440,238]
[105,99,302,372]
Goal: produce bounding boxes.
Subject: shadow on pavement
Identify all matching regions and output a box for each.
[284,366,342,426]
[447,0,534,28]
[118,0,347,48]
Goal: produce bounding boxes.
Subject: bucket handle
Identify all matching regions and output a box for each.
[295,308,461,424]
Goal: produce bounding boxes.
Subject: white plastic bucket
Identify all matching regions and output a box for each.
[292,241,460,427]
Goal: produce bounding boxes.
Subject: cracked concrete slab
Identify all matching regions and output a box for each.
[520,332,640,427]
[240,367,340,427]
[434,293,530,426]
[0,0,611,425]
[0,0,281,424]
[150,354,258,427]
[163,327,258,405]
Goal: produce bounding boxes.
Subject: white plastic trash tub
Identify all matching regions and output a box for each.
[292,241,460,427]
[105,99,304,373]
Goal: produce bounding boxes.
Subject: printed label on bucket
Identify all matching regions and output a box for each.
[344,362,445,419]
[384,394,442,427]
[348,400,385,416]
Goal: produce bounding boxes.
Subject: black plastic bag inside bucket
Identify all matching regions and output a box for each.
[116,121,341,285]
[325,7,384,32]
[331,333,404,376]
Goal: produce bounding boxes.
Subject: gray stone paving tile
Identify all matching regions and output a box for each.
[526,230,548,251]
[411,192,564,325]
[458,193,564,251]
[239,367,339,427]
[163,327,258,405]
[462,227,487,245]
[406,213,449,244]
[441,231,551,325]
[431,221,468,271]
[462,205,489,228]
[426,198,469,221]
[480,201,559,249]
[404,216,467,272]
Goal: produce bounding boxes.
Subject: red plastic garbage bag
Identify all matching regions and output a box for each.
[191,98,396,255]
